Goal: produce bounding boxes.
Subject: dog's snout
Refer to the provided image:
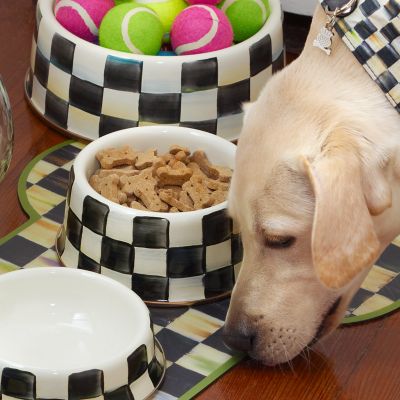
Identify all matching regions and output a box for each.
[222,329,254,352]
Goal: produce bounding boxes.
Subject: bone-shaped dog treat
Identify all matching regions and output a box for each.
[130,201,148,211]
[187,162,208,178]
[162,153,174,163]
[135,149,161,170]
[120,169,155,196]
[190,150,220,180]
[168,158,177,168]
[120,170,168,212]
[156,164,193,187]
[179,190,193,208]
[215,166,232,183]
[152,158,166,172]
[210,190,228,205]
[174,150,189,164]
[182,175,213,209]
[137,187,168,212]
[159,189,194,212]
[89,174,102,192]
[187,162,228,191]
[172,161,187,170]
[205,178,230,191]
[159,185,182,198]
[89,174,127,204]
[169,144,190,156]
[98,167,140,178]
[96,145,137,169]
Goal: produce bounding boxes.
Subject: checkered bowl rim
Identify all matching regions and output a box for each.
[73,125,236,219]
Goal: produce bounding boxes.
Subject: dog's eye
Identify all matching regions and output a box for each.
[264,235,295,249]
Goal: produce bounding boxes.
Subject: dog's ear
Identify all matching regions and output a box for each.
[302,132,381,289]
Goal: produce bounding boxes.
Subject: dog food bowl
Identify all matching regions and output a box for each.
[0,267,165,399]
[25,0,284,142]
[56,125,242,305]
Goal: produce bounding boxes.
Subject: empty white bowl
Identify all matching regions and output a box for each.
[56,125,243,305]
[0,267,165,399]
[25,0,284,141]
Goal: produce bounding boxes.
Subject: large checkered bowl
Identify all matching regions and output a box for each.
[56,125,242,305]
[0,267,165,399]
[25,0,284,142]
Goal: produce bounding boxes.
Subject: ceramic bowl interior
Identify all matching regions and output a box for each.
[25,0,284,142]
[57,126,243,305]
[0,267,164,399]
[78,127,236,195]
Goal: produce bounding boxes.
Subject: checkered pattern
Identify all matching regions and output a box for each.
[26,0,284,142]
[320,0,400,111]
[345,242,400,318]
[57,166,242,303]
[0,340,164,399]
[0,141,399,399]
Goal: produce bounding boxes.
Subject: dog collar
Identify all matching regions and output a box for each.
[316,0,400,112]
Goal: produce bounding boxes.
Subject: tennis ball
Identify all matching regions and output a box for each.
[54,0,115,42]
[99,3,164,55]
[171,5,233,55]
[134,0,187,38]
[219,0,270,42]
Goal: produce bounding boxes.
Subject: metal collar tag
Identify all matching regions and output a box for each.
[313,0,358,55]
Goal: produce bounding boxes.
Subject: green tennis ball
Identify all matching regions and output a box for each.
[99,3,164,55]
[113,0,133,4]
[134,0,187,35]
[219,0,271,42]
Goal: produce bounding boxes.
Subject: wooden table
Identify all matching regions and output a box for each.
[1,2,399,399]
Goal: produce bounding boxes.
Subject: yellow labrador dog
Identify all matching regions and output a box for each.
[223,6,400,365]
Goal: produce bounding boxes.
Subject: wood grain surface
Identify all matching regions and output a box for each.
[0,2,399,399]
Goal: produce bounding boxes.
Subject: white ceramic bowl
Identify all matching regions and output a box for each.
[282,0,316,16]
[25,0,284,142]
[56,125,242,305]
[0,267,165,399]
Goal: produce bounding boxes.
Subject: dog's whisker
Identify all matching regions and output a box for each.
[296,347,310,366]
[294,337,313,368]
[297,347,309,364]
[277,337,295,373]
[270,347,284,373]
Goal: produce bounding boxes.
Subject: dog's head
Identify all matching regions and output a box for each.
[223,70,397,366]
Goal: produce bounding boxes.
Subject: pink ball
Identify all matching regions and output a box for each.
[186,0,222,4]
[55,0,114,43]
[171,5,233,55]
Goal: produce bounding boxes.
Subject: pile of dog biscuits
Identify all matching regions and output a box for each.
[89,144,232,212]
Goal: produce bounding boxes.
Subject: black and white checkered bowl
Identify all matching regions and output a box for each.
[25,0,284,142]
[0,267,165,399]
[56,126,242,305]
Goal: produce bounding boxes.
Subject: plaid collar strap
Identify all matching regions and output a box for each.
[317,0,400,112]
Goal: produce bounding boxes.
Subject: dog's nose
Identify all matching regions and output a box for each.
[222,330,254,352]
